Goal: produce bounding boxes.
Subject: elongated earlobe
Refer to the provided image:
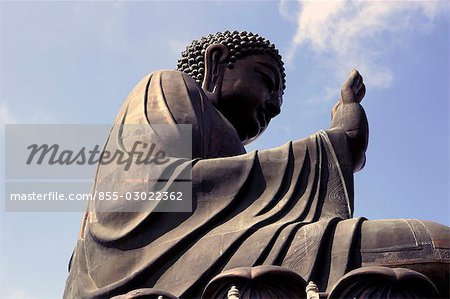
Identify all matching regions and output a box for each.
[202,44,229,103]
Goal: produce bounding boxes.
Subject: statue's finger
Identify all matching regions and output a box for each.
[351,71,362,89]
[355,84,366,103]
[353,80,364,94]
[343,69,358,88]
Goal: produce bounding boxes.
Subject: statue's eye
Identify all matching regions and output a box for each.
[256,70,275,93]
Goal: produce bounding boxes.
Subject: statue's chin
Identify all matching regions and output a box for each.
[241,138,254,146]
[241,128,266,146]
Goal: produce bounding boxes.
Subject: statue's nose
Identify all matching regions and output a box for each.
[264,99,281,118]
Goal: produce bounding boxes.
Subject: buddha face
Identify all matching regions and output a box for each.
[216,55,283,145]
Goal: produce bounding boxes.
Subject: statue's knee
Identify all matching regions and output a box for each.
[361,219,449,258]
[360,219,449,298]
[421,220,450,250]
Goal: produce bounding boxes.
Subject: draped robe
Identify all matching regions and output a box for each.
[63,70,364,299]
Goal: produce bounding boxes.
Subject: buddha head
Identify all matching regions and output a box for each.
[176,31,286,145]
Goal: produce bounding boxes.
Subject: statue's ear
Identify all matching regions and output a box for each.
[202,44,229,96]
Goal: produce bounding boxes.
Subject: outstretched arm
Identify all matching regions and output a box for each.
[330,69,369,172]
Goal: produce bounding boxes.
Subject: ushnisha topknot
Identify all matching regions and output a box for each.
[176,30,286,93]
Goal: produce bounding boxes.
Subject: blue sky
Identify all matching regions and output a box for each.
[0,1,448,298]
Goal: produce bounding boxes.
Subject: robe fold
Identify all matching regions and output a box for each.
[64,70,363,299]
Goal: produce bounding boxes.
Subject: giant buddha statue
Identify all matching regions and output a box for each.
[64,31,449,299]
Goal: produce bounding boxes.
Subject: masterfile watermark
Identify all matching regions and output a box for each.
[26,141,170,170]
[4,124,193,212]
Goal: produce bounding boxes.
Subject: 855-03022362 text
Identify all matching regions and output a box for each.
[9,191,185,201]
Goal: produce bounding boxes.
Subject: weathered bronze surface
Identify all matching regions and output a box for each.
[64,31,449,299]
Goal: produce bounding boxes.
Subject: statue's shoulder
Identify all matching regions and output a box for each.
[143,70,205,111]
[119,70,205,124]
[147,70,201,91]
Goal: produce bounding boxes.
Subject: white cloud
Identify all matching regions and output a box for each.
[278,0,299,23]
[0,101,16,125]
[284,0,449,96]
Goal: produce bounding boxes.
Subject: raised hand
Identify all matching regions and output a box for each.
[332,69,366,120]
[341,69,366,104]
[330,69,368,172]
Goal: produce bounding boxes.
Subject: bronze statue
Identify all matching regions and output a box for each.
[64,31,449,299]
